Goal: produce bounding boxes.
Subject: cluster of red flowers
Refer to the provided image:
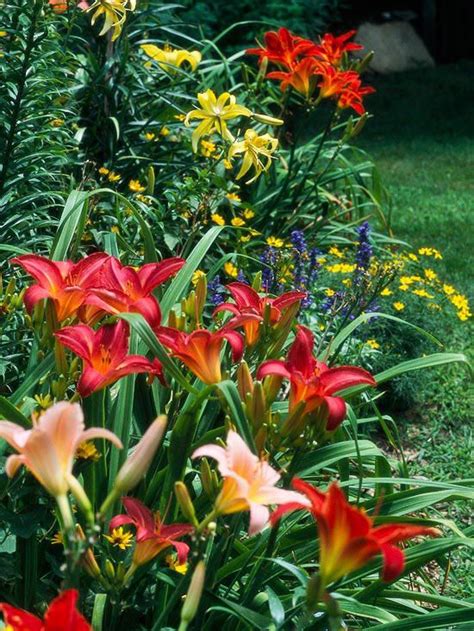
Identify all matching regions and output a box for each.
[247,28,375,113]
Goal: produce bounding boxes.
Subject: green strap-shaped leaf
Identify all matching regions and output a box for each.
[216,380,256,452]
[50,190,88,260]
[0,396,30,428]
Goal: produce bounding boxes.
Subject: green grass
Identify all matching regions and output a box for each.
[359,62,473,596]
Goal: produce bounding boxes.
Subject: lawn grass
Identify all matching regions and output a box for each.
[359,61,473,596]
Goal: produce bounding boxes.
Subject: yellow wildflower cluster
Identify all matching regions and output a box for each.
[449,293,471,321]
[418,247,443,259]
[224,262,239,278]
[104,527,134,550]
[326,263,356,273]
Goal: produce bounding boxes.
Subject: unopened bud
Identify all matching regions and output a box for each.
[237,361,254,400]
[246,381,267,430]
[105,559,116,581]
[200,458,215,498]
[114,415,167,494]
[251,272,262,292]
[262,374,283,405]
[180,561,206,627]
[252,112,283,126]
[195,275,207,323]
[146,165,155,196]
[306,573,324,612]
[175,482,198,526]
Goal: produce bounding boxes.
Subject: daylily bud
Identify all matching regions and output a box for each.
[262,374,283,405]
[306,573,324,612]
[251,272,262,292]
[355,50,374,74]
[114,415,167,494]
[195,275,207,324]
[105,559,116,581]
[252,112,283,126]
[76,525,102,579]
[256,57,268,89]
[180,561,206,627]
[246,381,267,431]
[237,361,254,400]
[175,482,199,527]
[182,292,196,319]
[349,112,368,138]
[198,458,212,498]
[147,165,155,195]
[280,400,306,439]
[66,474,93,524]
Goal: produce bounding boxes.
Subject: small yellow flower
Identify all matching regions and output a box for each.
[380,287,393,296]
[224,262,239,278]
[160,126,170,137]
[104,527,134,550]
[50,118,64,128]
[99,166,110,175]
[240,234,251,243]
[200,139,217,157]
[341,278,352,287]
[393,301,405,311]
[412,288,433,298]
[166,554,188,574]
[326,263,356,273]
[231,217,245,227]
[211,213,225,226]
[328,246,344,258]
[108,171,121,182]
[324,288,335,297]
[266,236,284,248]
[145,132,156,141]
[243,208,255,219]
[111,226,120,234]
[399,284,409,291]
[443,284,455,295]
[0,31,7,37]
[424,268,437,281]
[223,159,233,169]
[365,339,380,350]
[400,276,415,286]
[88,0,136,42]
[51,531,64,546]
[226,192,241,203]
[129,179,146,193]
[174,113,186,121]
[192,270,206,285]
[34,393,53,410]
[407,253,418,261]
[76,441,101,462]
[228,128,279,183]
[136,193,152,205]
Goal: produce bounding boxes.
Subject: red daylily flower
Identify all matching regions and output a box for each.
[55,320,163,397]
[271,479,440,588]
[247,27,315,69]
[308,30,364,66]
[85,256,185,329]
[157,326,246,384]
[213,282,305,346]
[317,66,375,114]
[257,325,375,431]
[110,497,193,567]
[267,58,323,97]
[0,588,90,630]
[11,253,109,322]
[336,78,375,115]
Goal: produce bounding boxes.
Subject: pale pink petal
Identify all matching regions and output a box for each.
[0,421,29,450]
[192,444,227,470]
[80,427,123,450]
[226,430,258,476]
[5,454,26,478]
[248,503,270,536]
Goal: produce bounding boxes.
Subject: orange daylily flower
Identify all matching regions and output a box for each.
[213,282,305,346]
[272,479,440,589]
[0,589,91,630]
[247,27,315,70]
[157,326,248,384]
[11,253,109,322]
[56,320,163,397]
[307,30,364,66]
[0,401,122,498]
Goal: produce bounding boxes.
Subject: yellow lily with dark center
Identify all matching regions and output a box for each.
[185,89,252,152]
[88,0,136,41]
[141,44,202,73]
[228,129,279,183]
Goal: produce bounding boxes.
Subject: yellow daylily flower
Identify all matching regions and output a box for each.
[141,44,202,73]
[88,0,136,42]
[185,89,252,152]
[228,129,278,183]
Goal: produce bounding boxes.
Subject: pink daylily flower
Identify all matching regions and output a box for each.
[0,401,122,497]
[214,282,305,346]
[110,497,193,567]
[258,325,376,431]
[84,256,185,329]
[192,430,310,535]
[56,320,163,397]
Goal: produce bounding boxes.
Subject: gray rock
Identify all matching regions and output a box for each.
[355,21,435,74]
